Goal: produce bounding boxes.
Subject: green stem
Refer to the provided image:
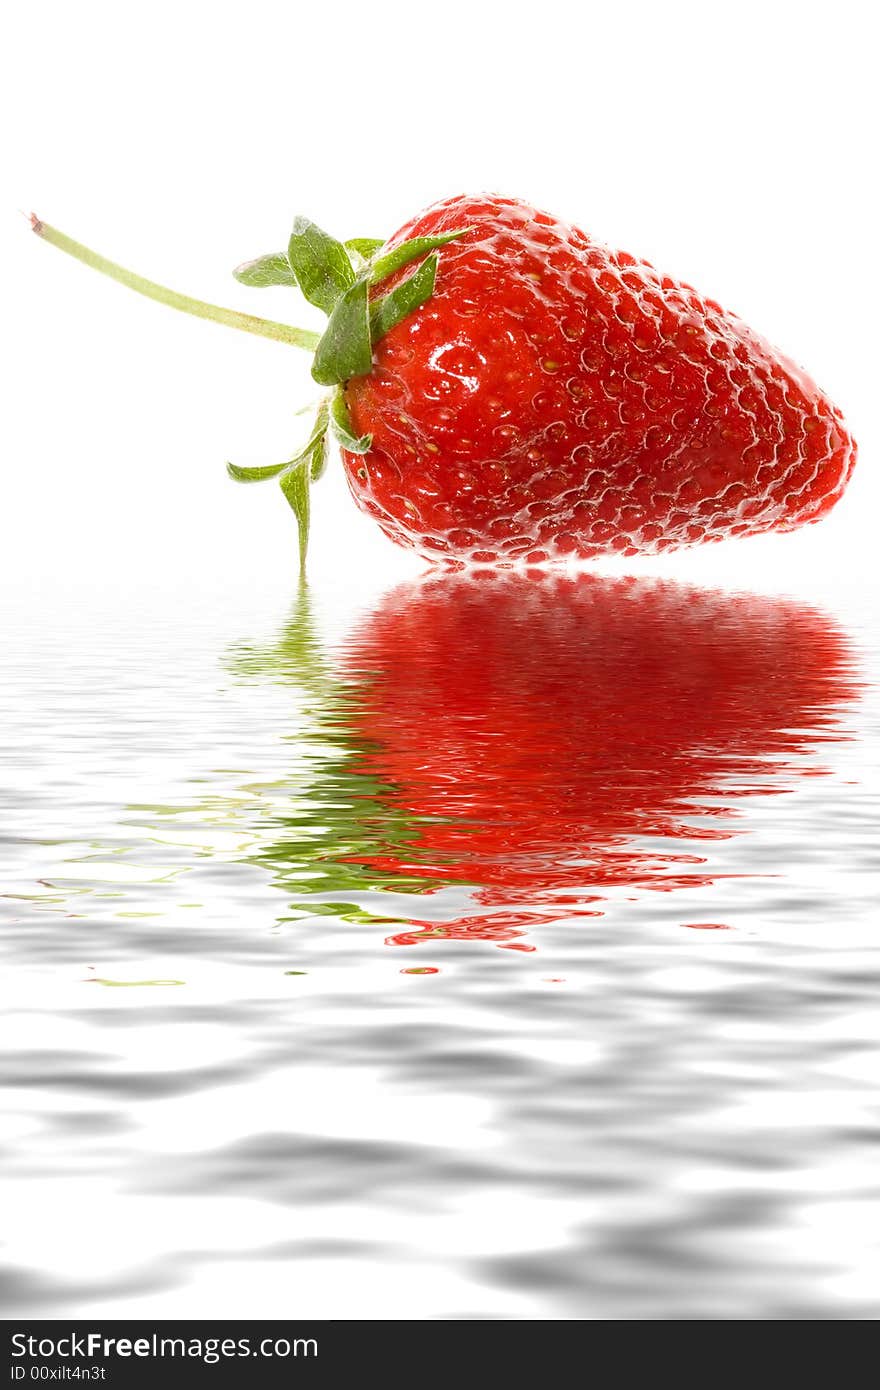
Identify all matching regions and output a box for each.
[31,215,321,352]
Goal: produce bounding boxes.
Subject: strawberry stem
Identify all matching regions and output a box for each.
[30,216,321,351]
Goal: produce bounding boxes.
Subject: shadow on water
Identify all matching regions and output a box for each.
[223,572,858,949]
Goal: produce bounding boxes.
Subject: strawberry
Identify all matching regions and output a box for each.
[332,573,856,948]
[343,195,856,563]
[33,196,855,569]
[213,574,855,953]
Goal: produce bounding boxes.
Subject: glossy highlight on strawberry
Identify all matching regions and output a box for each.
[344,194,856,564]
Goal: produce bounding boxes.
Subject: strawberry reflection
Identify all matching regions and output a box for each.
[333,573,857,949]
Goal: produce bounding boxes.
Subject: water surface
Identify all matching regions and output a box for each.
[2,572,878,1319]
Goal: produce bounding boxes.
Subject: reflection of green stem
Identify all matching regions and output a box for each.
[130,587,459,933]
[32,217,321,351]
[230,578,328,690]
[225,584,448,917]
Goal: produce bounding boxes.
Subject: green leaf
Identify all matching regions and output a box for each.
[345,237,385,263]
[311,277,372,386]
[279,406,328,571]
[370,252,438,343]
[227,458,292,483]
[279,460,312,576]
[233,252,297,288]
[309,397,330,445]
[310,430,330,482]
[287,216,355,315]
[225,400,330,574]
[369,228,469,286]
[329,389,372,454]
[227,399,329,486]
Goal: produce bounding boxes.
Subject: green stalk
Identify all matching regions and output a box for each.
[31,216,320,351]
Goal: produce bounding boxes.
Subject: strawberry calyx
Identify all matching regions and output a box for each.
[31,211,468,574]
[228,217,469,572]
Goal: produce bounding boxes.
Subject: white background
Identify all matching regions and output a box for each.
[2,0,877,598]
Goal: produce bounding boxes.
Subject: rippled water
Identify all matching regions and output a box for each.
[2,571,878,1319]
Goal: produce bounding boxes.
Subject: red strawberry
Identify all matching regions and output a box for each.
[33,197,855,569]
[334,573,856,947]
[343,195,856,563]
